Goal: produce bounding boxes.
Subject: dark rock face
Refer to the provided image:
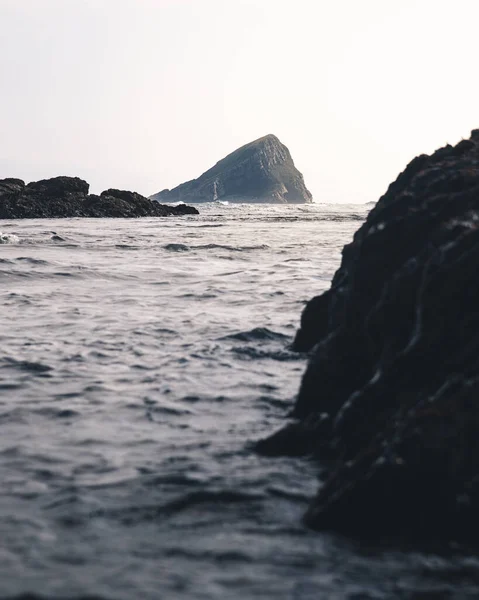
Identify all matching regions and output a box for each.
[0,178,25,194]
[258,131,479,541]
[0,177,198,219]
[150,134,313,204]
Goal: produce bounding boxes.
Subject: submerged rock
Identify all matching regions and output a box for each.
[258,130,479,541]
[150,134,313,204]
[0,177,198,219]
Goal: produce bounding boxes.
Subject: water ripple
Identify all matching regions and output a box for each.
[2,205,468,600]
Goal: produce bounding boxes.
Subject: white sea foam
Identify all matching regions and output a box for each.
[0,232,19,244]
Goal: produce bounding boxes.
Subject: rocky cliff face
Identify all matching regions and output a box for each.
[257,130,479,541]
[0,177,198,219]
[150,134,313,204]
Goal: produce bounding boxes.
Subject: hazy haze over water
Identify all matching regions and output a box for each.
[1,0,479,203]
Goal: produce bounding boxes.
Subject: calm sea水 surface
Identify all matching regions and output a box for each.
[1,203,478,599]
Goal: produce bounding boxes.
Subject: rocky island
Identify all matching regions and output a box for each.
[258,129,479,542]
[0,177,199,219]
[150,134,313,204]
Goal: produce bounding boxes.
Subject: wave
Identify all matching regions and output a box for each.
[163,547,252,564]
[164,243,269,253]
[18,238,79,248]
[232,346,304,361]
[4,292,32,305]
[0,232,20,244]
[164,243,190,252]
[1,357,53,374]
[91,489,266,524]
[197,243,269,251]
[220,327,290,343]
[0,262,138,283]
[4,595,114,600]
[15,257,50,265]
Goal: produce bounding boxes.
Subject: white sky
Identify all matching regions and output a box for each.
[1,0,478,203]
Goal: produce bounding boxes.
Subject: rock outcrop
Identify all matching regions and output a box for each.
[0,177,198,219]
[257,130,479,541]
[150,134,313,204]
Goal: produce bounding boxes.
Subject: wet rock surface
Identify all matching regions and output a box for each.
[258,130,479,541]
[0,177,198,219]
[150,134,313,204]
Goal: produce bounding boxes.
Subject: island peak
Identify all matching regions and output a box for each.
[150,135,313,204]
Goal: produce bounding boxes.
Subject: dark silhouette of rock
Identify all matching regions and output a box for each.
[27,176,90,198]
[258,130,479,541]
[0,178,25,193]
[0,177,198,219]
[150,134,313,204]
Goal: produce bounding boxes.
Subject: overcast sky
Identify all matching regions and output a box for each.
[1,0,478,202]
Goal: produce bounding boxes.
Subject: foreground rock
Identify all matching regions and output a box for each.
[258,130,479,541]
[0,177,199,219]
[150,134,313,204]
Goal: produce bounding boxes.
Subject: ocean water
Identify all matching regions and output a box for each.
[1,203,478,600]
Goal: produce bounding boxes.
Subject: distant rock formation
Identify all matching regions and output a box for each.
[257,130,479,541]
[150,134,313,204]
[0,177,198,219]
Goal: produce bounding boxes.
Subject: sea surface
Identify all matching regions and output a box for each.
[1,203,478,600]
